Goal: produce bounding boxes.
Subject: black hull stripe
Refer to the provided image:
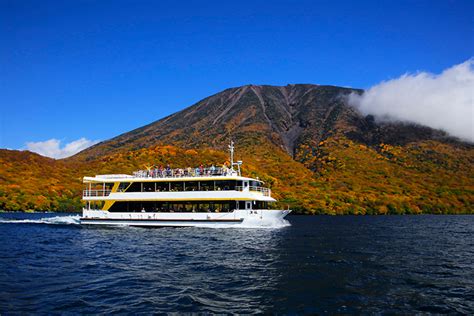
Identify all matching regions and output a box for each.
[80,218,243,223]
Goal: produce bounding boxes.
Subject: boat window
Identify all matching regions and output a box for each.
[213,202,231,212]
[199,203,210,212]
[143,182,155,192]
[184,202,195,212]
[255,201,270,209]
[160,202,170,211]
[155,182,169,192]
[250,181,261,187]
[214,180,237,191]
[170,182,184,192]
[89,200,104,210]
[126,182,142,192]
[184,181,198,191]
[174,203,185,212]
[199,181,213,191]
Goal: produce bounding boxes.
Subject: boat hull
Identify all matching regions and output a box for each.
[80,209,291,227]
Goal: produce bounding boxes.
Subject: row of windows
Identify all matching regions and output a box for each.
[115,180,261,193]
[104,201,270,213]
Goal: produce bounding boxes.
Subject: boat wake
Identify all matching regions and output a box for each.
[0,215,81,225]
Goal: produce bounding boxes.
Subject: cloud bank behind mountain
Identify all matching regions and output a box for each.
[349,59,474,142]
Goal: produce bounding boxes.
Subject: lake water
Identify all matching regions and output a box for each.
[0,213,473,314]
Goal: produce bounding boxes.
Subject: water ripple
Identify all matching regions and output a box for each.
[0,213,473,313]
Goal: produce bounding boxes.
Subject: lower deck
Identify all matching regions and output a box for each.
[81,208,291,227]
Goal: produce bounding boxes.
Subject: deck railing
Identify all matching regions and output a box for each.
[235,186,271,196]
[132,167,237,178]
[83,189,111,197]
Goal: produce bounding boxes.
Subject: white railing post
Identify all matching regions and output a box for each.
[83,189,111,197]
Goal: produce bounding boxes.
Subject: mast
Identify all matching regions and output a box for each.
[228,140,242,176]
[229,140,235,169]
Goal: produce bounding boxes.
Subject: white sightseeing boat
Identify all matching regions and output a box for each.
[81,142,291,227]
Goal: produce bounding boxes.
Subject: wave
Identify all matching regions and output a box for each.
[0,215,81,225]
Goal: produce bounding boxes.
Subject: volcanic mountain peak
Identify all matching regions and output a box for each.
[74,83,460,161]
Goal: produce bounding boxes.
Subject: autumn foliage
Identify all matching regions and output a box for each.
[1,85,473,214]
[1,137,473,214]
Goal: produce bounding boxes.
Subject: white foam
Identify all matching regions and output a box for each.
[238,218,291,229]
[196,218,291,229]
[0,215,81,225]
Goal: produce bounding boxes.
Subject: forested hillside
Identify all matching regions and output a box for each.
[1,84,473,214]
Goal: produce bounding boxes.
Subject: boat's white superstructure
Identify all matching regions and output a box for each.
[80,142,291,227]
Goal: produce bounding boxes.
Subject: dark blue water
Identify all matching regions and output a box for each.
[1,213,473,314]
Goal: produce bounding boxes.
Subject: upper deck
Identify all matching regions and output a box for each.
[81,142,275,202]
[82,166,273,202]
[84,167,263,184]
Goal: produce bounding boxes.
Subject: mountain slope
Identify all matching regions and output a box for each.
[1,84,473,214]
[0,150,83,211]
[74,84,456,160]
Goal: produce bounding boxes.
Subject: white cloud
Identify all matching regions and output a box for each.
[348,58,474,142]
[26,138,100,159]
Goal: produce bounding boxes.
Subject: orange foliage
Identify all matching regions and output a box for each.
[1,136,473,214]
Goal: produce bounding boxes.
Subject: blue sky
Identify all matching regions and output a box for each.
[1,0,473,155]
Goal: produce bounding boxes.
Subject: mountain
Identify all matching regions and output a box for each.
[0,150,83,211]
[74,84,456,160]
[1,84,473,214]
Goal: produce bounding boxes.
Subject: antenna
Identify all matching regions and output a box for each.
[228,140,242,176]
